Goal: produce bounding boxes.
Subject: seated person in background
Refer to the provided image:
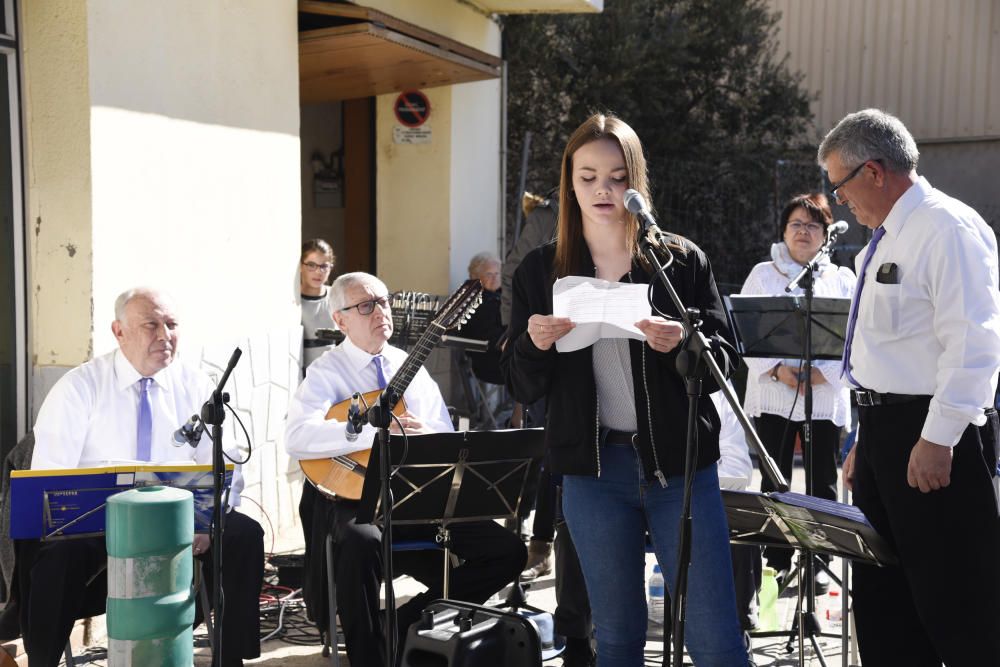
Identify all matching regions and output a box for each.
[460,251,505,385]
[285,272,526,667]
[300,238,338,372]
[27,287,264,667]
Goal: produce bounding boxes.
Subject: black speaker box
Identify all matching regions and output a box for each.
[401,600,543,667]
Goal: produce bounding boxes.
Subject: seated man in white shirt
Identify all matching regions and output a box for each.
[285,272,526,667]
[26,287,264,667]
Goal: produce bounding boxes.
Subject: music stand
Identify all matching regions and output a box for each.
[725,294,852,665]
[724,489,895,667]
[351,429,544,659]
[723,295,850,360]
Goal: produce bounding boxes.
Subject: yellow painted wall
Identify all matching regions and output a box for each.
[375,87,453,295]
[21,0,94,366]
[364,0,502,56]
[22,0,305,539]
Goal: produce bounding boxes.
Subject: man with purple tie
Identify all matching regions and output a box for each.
[285,272,525,667]
[27,287,264,667]
[821,109,1000,666]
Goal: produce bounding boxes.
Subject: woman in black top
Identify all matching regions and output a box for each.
[501,113,748,666]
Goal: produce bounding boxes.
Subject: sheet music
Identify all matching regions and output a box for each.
[553,276,651,353]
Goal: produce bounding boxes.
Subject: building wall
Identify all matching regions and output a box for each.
[769,0,1000,141]
[369,1,503,294]
[450,78,503,290]
[375,86,454,295]
[767,0,1000,228]
[22,0,305,540]
[21,0,94,369]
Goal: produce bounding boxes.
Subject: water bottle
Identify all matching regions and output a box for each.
[825,589,843,628]
[758,566,779,631]
[648,564,665,625]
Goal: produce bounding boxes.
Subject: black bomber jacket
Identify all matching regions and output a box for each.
[500,239,740,483]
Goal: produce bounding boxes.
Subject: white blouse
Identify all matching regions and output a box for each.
[737,247,856,427]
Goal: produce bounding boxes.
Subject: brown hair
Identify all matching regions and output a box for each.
[779,193,833,236]
[301,238,336,265]
[554,113,652,278]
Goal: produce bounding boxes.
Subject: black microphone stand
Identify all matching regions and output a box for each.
[783,231,845,666]
[635,227,788,667]
[200,347,242,667]
[359,388,399,667]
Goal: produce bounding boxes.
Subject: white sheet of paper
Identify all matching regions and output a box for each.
[553,276,651,352]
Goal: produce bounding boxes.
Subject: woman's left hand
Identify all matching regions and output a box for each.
[635,317,686,353]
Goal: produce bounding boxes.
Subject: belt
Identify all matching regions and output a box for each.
[853,389,927,407]
[604,430,637,446]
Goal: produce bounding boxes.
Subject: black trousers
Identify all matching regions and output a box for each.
[20,510,264,667]
[326,499,526,667]
[852,399,1000,666]
[755,413,840,570]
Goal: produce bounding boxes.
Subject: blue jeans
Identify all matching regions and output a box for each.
[563,444,748,667]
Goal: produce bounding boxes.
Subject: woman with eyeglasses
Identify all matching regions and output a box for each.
[739,193,856,587]
[502,112,749,666]
[300,238,338,371]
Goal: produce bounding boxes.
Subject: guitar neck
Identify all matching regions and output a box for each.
[385,321,445,405]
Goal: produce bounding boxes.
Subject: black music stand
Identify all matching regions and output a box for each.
[724,489,895,667]
[341,429,544,663]
[724,295,850,360]
[358,428,544,531]
[724,295,852,665]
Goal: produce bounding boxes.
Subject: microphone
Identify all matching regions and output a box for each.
[827,220,849,238]
[624,189,662,235]
[172,414,204,447]
[345,393,364,442]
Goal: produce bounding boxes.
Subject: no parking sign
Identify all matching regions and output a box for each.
[393,90,432,144]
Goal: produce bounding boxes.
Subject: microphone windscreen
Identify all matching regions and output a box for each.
[624,189,647,215]
[829,220,850,235]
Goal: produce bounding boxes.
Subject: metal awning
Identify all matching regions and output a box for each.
[299,1,503,103]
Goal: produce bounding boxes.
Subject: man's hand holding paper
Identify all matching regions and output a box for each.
[553,276,673,353]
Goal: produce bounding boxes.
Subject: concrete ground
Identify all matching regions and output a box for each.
[39,457,861,666]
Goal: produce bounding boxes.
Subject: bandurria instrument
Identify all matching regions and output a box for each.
[300,279,483,499]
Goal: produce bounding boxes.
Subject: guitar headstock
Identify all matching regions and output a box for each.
[433,279,484,332]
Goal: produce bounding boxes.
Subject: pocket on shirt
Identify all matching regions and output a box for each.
[862,283,901,334]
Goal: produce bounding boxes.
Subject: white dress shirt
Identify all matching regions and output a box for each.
[284,336,454,460]
[712,388,753,490]
[848,177,1000,447]
[739,247,856,427]
[31,349,245,507]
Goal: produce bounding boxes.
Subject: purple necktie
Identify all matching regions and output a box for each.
[372,355,388,390]
[841,225,887,386]
[136,377,153,461]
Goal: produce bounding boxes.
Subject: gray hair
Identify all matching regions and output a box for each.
[817,109,919,174]
[114,287,164,323]
[467,251,500,279]
[328,272,388,312]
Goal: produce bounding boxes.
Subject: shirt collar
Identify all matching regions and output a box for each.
[880,176,932,238]
[113,348,173,393]
[340,334,393,375]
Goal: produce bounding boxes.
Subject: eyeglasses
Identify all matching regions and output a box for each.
[828,160,872,200]
[302,261,333,273]
[340,294,393,316]
[787,220,825,234]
